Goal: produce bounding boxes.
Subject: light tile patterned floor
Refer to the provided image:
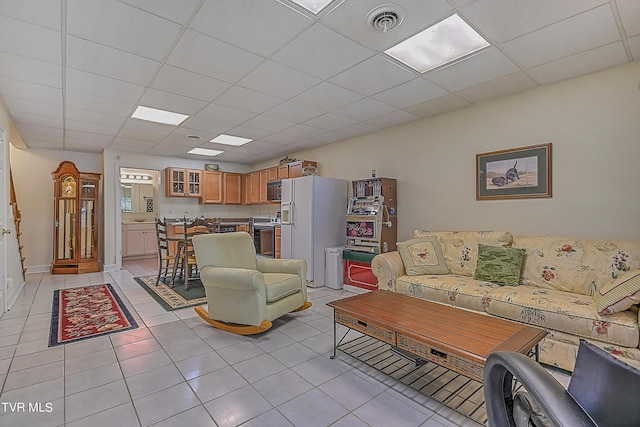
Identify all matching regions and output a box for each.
[0,258,569,426]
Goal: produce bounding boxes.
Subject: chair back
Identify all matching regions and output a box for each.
[155,218,170,258]
[568,340,640,426]
[192,232,257,270]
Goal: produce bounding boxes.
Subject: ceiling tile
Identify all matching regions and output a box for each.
[0,52,62,87]
[303,113,358,130]
[223,125,276,140]
[66,130,115,144]
[405,94,471,118]
[65,107,127,128]
[66,91,134,117]
[366,110,421,128]
[66,36,160,86]
[321,0,454,51]
[617,0,640,37]
[333,98,397,121]
[151,65,231,103]
[373,78,448,108]
[214,87,284,114]
[292,82,363,111]
[65,119,120,136]
[119,0,201,25]
[0,77,61,105]
[334,122,380,137]
[0,16,60,64]
[462,0,609,43]
[14,123,63,137]
[272,23,374,79]
[66,0,182,60]
[195,104,256,126]
[190,0,312,57]
[138,88,207,116]
[0,0,61,30]
[65,69,145,103]
[118,118,176,142]
[628,35,640,60]
[240,115,296,133]
[259,133,302,145]
[425,47,520,92]
[180,117,234,135]
[3,96,62,118]
[264,101,325,123]
[11,112,62,129]
[280,123,327,138]
[168,30,264,83]
[238,60,322,99]
[502,4,621,68]
[454,72,538,103]
[525,42,629,85]
[329,55,416,96]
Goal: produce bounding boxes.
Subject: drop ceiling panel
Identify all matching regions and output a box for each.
[629,35,640,60]
[167,30,264,83]
[0,0,61,30]
[151,65,231,104]
[66,36,159,86]
[292,82,363,111]
[0,77,61,105]
[405,94,470,118]
[65,106,127,128]
[14,123,63,137]
[195,104,256,126]
[329,55,415,96]
[367,110,421,128]
[66,130,115,144]
[502,5,621,68]
[138,88,208,116]
[0,52,62,88]
[455,72,537,104]
[65,119,120,136]
[303,113,358,130]
[321,0,454,51]
[331,122,380,137]
[264,101,325,123]
[240,115,296,133]
[66,0,182,60]
[119,0,201,25]
[462,0,609,43]
[272,23,374,79]
[426,47,520,92]
[238,60,322,99]
[65,69,145,103]
[214,87,284,114]
[525,42,629,85]
[373,78,448,109]
[180,117,234,135]
[617,0,640,37]
[190,0,312,57]
[11,112,62,130]
[4,96,62,119]
[66,91,135,117]
[118,118,176,142]
[0,16,60,64]
[333,97,398,121]
[223,125,276,140]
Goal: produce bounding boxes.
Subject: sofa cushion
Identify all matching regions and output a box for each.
[595,270,640,315]
[396,274,502,312]
[474,244,526,286]
[413,231,513,277]
[263,273,301,303]
[583,240,640,287]
[397,236,449,276]
[485,285,639,348]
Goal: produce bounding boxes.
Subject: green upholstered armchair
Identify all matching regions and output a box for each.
[192,232,311,334]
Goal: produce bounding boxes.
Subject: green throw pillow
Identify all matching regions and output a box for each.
[474,243,526,286]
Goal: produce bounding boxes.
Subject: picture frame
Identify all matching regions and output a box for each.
[476,143,552,200]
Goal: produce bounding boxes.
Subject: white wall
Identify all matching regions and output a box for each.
[258,60,640,242]
[10,60,640,272]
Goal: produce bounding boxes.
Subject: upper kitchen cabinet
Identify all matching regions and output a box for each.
[267,166,279,182]
[223,172,243,205]
[164,168,203,197]
[278,160,317,179]
[259,169,269,204]
[202,170,223,204]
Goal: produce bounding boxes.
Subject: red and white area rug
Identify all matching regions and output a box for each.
[49,284,138,346]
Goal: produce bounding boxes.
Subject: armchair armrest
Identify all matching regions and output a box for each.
[199,267,265,292]
[371,251,405,292]
[483,351,596,427]
[257,258,307,278]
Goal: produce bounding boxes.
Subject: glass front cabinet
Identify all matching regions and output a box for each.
[52,161,101,274]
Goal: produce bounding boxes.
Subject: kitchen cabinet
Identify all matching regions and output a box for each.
[123,223,157,258]
[202,170,223,204]
[277,160,317,179]
[267,166,279,181]
[223,172,243,205]
[164,168,203,197]
[246,171,260,205]
[259,169,268,204]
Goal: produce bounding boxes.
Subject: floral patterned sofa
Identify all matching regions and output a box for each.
[371,230,640,372]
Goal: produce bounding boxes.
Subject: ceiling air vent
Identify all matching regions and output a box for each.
[366,5,405,33]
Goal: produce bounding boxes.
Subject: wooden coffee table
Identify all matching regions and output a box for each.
[327,290,547,382]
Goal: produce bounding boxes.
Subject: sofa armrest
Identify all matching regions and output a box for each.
[372,251,405,292]
[256,258,307,278]
[200,266,265,292]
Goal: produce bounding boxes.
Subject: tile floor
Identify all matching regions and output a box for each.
[0,258,569,426]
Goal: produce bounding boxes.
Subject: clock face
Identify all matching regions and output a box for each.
[61,177,76,198]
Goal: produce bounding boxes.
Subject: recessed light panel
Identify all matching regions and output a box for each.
[131,106,189,126]
[288,0,333,14]
[210,134,253,146]
[385,14,490,73]
[188,148,224,157]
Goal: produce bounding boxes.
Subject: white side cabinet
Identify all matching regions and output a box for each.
[123,223,157,258]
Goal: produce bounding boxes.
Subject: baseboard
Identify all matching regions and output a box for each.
[26,264,50,274]
[102,263,119,272]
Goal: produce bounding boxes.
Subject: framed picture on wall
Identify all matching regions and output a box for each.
[476,143,552,200]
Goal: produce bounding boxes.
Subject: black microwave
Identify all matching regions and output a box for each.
[266,180,281,202]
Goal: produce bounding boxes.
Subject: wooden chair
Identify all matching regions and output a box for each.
[171,218,209,290]
[154,218,176,285]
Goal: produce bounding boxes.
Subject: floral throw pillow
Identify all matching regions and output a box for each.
[397,236,449,276]
[594,270,640,315]
[474,244,526,286]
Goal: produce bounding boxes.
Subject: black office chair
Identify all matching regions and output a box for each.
[483,339,640,427]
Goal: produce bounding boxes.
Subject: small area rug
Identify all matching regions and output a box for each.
[49,283,138,347]
[134,275,207,311]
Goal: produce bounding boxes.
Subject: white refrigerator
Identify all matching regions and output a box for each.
[281,176,348,287]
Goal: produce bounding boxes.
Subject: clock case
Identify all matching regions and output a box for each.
[51,161,101,274]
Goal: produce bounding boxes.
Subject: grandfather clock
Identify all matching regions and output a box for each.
[52,161,101,274]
